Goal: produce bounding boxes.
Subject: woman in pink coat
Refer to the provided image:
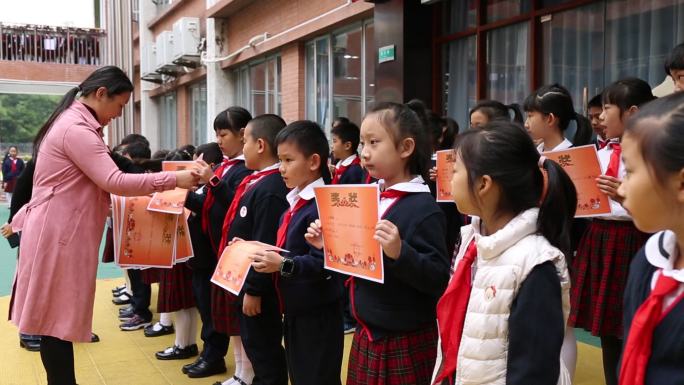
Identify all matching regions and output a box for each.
[9,66,199,385]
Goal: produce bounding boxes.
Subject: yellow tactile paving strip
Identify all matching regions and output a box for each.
[1,279,604,384]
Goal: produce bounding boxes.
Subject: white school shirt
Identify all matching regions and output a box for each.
[221,154,246,177]
[335,154,359,170]
[597,142,631,220]
[286,178,324,208]
[644,231,684,311]
[377,175,430,217]
[537,138,573,153]
[247,162,281,187]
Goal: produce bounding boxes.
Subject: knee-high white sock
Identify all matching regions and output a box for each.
[234,336,254,384]
[561,327,577,382]
[174,309,197,348]
[159,312,173,327]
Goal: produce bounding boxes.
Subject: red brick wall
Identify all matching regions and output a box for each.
[176,86,191,146]
[0,61,97,83]
[220,0,373,68]
[280,42,305,123]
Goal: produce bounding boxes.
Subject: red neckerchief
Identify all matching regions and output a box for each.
[273,196,311,313]
[606,142,622,178]
[331,156,361,184]
[217,168,280,255]
[619,272,682,385]
[434,239,478,384]
[201,158,242,246]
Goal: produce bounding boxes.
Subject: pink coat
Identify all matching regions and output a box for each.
[10,101,176,342]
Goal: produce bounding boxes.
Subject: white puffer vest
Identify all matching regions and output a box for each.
[433,208,571,385]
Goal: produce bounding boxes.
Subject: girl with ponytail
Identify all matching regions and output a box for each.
[523,83,594,380]
[569,78,655,385]
[10,66,199,385]
[524,83,593,151]
[433,121,576,385]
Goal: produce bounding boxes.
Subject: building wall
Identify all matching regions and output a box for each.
[134,0,375,151]
[0,61,97,83]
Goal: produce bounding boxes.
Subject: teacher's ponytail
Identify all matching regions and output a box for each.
[32,66,133,158]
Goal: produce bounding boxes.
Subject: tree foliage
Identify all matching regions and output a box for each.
[0,93,61,144]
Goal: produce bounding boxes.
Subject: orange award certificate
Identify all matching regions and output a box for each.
[117,195,176,268]
[174,212,194,263]
[436,150,456,202]
[147,161,194,215]
[543,145,611,217]
[314,185,383,283]
[211,240,286,296]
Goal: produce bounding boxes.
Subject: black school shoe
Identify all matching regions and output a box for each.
[19,334,41,352]
[185,358,227,378]
[111,284,126,294]
[144,322,174,337]
[182,357,201,374]
[155,344,199,360]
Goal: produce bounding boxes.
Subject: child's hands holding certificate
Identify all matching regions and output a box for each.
[304,219,324,249]
[250,250,285,273]
[375,219,402,260]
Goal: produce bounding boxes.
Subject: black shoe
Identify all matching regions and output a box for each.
[182,357,201,374]
[144,322,174,337]
[19,335,41,352]
[155,344,199,360]
[90,333,100,343]
[112,293,131,305]
[118,307,136,321]
[112,284,126,293]
[185,358,227,378]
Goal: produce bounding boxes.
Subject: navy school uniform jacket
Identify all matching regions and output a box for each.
[623,231,684,385]
[353,191,450,339]
[277,181,344,315]
[185,160,252,258]
[227,171,289,297]
[336,163,365,185]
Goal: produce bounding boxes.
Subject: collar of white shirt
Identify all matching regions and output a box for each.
[336,154,358,168]
[538,138,573,153]
[286,177,325,207]
[378,175,430,194]
[645,230,684,283]
[256,162,280,174]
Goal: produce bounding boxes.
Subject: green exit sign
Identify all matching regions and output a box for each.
[378,45,395,63]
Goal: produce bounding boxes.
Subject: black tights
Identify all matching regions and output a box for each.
[40,336,76,385]
[601,335,622,385]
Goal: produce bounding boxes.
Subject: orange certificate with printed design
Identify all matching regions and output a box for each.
[211,240,286,296]
[174,209,194,263]
[315,185,383,283]
[436,150,456,202]
[147,161,194,215]
[543,145,611,218]
[117,195,176,268]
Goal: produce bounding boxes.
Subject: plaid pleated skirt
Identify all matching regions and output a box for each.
[157,263,195,313]
[210,284,241,335]
[346,324,438,385]
[141,268,160,284]
[569,219,649,337]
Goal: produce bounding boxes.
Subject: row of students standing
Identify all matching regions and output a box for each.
[153,77,680,385]
[171,102,452,385]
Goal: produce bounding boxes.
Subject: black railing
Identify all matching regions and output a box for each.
[0,23,105,65]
